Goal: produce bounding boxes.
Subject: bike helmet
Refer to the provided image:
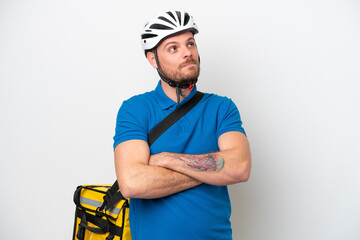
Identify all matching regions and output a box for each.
[141,10,199,54]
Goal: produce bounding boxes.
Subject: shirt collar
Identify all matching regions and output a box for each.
[154,80,198,110]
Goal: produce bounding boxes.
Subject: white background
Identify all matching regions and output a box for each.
[1,0,359,239]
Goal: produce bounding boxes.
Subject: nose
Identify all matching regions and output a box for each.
[182,46,192,58]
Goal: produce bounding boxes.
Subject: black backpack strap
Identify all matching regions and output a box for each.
[147,91,204,146]
[105,180,120,199]
[102,180,125,210]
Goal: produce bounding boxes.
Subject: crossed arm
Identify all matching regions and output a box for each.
[114,131,251,199]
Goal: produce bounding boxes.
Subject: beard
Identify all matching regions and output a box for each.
[159,58,200,85]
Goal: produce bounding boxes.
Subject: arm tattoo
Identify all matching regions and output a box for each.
[171,153,224,172]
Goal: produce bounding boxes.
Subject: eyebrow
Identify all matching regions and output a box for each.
[163,37,195,49]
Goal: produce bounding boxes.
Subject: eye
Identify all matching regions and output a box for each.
[187,41,196,47]
[168,46,177,52]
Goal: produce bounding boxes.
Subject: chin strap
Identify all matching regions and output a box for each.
[175,87,185,103]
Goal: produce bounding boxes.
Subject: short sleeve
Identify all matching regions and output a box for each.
[216,98,246,139]
[113,100,148,149]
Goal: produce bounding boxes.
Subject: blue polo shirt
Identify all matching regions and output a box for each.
[113,81,246,240]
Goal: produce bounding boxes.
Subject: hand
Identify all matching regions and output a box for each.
[149,152,169,167]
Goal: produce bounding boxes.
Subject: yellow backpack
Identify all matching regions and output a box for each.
[72,183,131,240]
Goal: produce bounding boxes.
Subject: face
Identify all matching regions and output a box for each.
[149,31,200,84]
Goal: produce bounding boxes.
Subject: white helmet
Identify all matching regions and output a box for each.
[141,10,199,54]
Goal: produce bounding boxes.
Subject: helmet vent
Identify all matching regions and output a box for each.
[166,11,177,22]
[158,16,177,27]
[176,11,182,25]
[150,24,174,30]
[184,13,190,25]
[141,33,158,39]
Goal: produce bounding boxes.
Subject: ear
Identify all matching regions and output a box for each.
[146,51,158,69]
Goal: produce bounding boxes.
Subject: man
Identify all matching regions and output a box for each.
[113,10,251,240]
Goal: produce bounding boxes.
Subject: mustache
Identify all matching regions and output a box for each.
[180,59,198,68]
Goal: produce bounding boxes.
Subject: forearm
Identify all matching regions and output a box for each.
[117,162,201,199]
[115,140,201,199]
[150,147,250,186]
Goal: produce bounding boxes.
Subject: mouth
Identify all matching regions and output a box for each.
[181,61,197,68]
[183,63,196,68]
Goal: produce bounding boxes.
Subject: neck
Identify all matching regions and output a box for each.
[161,80,193,103]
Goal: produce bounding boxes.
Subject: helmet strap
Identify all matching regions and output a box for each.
[176,87,181,103]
